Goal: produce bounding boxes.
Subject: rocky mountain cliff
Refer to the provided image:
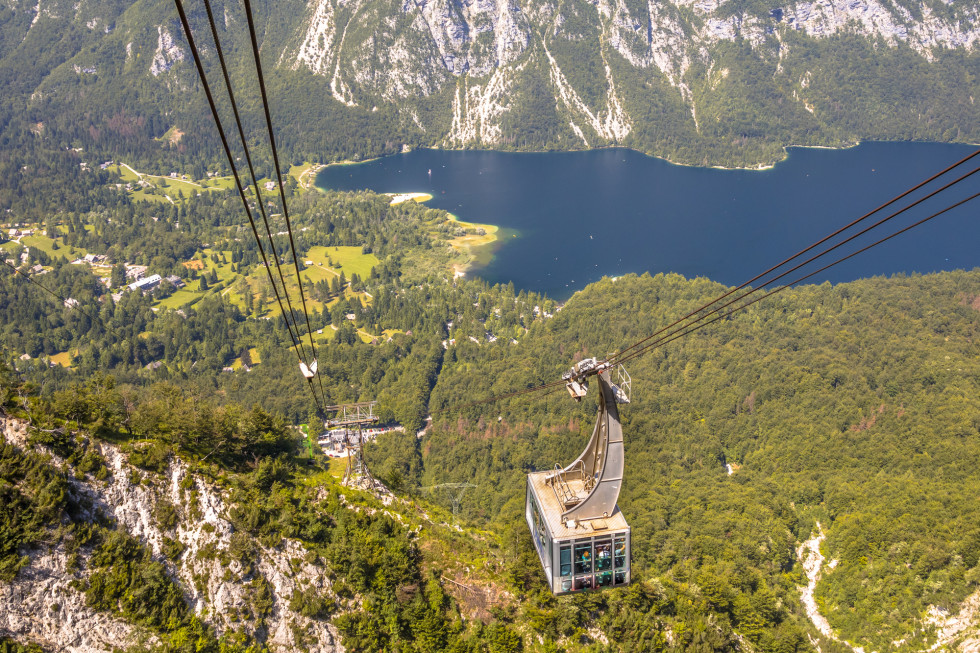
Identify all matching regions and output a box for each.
[1,0,979,165]
[0,415,341,651]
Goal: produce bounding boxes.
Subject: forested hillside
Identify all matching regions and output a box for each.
[407,270,980,652]
[2,0,980,649]
[4,263,980,651]
[2,98,979,649]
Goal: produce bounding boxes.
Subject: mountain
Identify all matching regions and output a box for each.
[1,0,979,167]
[2,0,980,650]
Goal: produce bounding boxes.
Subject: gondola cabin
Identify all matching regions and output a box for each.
[526,473,631,593]
[526,361,631,594]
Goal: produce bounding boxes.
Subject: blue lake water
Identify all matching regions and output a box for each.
[315,143,980,300]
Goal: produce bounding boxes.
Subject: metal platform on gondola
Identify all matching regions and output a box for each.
[526,471,629,540]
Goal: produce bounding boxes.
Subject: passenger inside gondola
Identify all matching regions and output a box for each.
[595,540,612,571]
[575,543,592,574]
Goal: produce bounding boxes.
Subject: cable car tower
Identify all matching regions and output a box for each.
[325,402,381,491]
[526,359,632,594]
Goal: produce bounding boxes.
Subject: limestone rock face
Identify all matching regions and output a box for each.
[0,547,143,653]
[0,417,340,652]
[276,0,980,149]
[150,25,184,77]
[2,0,978,160]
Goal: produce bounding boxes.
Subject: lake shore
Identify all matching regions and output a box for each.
[312,139,979,179]
[442,210,503,277]
[311,164,507,276]
[389,192,434,205]
[383,189,504,278]
[311,141,980,300]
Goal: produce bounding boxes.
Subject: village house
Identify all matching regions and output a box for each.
[128,273,161,293]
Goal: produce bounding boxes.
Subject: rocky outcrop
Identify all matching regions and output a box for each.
[294,0,342,75]
[543,42,631,144]
[444,63,521,146]
[6,0,978,158]
[289,0,980,85]
[797,524,843,645]
[278,0,980,149]
[413,0,530,76]
[149,25,184,77]
[798,525,980,653]
[780,0,980,55]
[89,445,342,651]
[0,421,341,652]
[0,547,148,653]
[926,589,980,653]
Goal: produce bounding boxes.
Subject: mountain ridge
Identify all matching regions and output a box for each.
[2,0,979,167]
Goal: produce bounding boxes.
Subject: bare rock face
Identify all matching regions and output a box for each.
[797,524,980,653]
[926,589,980,653]
[278,0,980,150]
[1,415,28,447]
[91,444,342,651]
[150,25,184,77]
[290,0,980,82]
[0,547,146,653]
[5,0,978,160]
[0,421,341,652]
[413,0,531,76]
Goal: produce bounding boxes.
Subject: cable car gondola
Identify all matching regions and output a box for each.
[526,359,631,594]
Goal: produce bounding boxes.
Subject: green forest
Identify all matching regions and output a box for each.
[4,240,980,651]
[2,1,980,649]
[408,271,980,651]
[1,97,979,649]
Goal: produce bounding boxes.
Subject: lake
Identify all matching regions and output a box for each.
[315,142,980,300]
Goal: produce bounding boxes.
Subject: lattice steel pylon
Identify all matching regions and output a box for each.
[325,402,381,491]
[422,483,477,525]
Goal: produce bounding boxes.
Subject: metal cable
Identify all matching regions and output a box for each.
[200,0,328,407]
[617,189,980,366]
[609,147,980,364]
[608,163,980,367]
[431,153,980,417]
[201,0,306,356]
[241,0,327,405]
[172,0,323,411]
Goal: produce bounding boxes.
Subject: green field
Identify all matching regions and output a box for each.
[20,234,88,261]
[106,159,312,207]
[156,286,202,309]
[298,263,335,285]
[111,164,236,203]
[114,164,139,182]
[229,346,262,370]
[2,228,96,268]
[306,245,379,279]
[353,326,401,343]
[129,242,378,321]
[288,162,312,179]
[207,175,235,190]
[156,250,237,310]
